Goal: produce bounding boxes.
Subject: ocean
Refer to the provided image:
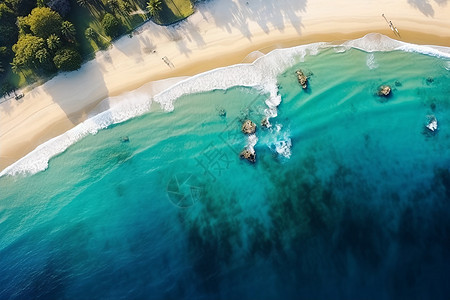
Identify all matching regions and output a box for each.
[1,34,449,299]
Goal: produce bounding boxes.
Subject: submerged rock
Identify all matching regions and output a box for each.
[295,70,308,89]
[239,148,256,163]
[218,108,226,117]
[120,136,130,143]
[242,119,256,134]
[377,85,391,97]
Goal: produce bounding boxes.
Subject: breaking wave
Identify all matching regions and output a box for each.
[2,33,449,176]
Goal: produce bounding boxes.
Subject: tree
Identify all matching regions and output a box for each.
[35,48,50,64]
[26,7,63,39]
[53,48,81,71]
[0,62,4,73]
[10,60,25,77]
[0,3,15,23]
[101,13,123,38]
[0,3,19,46]
[146,0,162,17]
[61,20,76,41]
[12,34,46,68]
[16,16,31,35]
[84,27,97,40]
[5,0,35,16]
[47,34,61,51]
[107,0,120,13]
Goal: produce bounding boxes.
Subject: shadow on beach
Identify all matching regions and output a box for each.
[200,0,307,38]
[117,0,307,59]
[407,0,448,16]
[40,59,109,125]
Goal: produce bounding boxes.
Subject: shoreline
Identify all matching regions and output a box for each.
[1,0,450,172]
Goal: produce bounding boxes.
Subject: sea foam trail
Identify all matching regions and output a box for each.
[2,33,449,177]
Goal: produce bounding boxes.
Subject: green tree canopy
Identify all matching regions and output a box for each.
[0,3,19,46]
[16,16,31,35]
[101,13,123,38]
[84,27,97,40]
[53,48,81,71]
[61,20,76,41]
[35,48,51,67]
[26,7,63,39]
[47,34,61,51]
[147,0,162,17]
[0,3,15,22]
[12,34,46,68]
[5,0,35,16]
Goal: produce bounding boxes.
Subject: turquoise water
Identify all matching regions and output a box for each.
[1,43,450,299]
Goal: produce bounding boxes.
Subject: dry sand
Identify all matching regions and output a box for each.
[1,0,450,171]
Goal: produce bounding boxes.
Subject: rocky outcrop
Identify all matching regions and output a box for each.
[377,85,391,97]
[261,117,270,128]
[239,148,256,163]
[242,120,256,134]
[296,70,308,89]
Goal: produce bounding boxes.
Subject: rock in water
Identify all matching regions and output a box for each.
[218,108,226,117]
[261,117,270,128]
[242,120,256,134]
[377,85,391,97]
[295,70,308,89]
[239,148,256,163]
[120,136,130,143]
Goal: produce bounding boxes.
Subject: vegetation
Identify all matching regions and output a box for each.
[0,0,195,97]
[101,13,123,38]
[53,48,82,70]
[147,0,162,18]
[150,0,194,25]
[27,7,63,38]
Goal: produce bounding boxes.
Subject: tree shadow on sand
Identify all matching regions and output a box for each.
[198,0,307,39]
[407,0,441,16]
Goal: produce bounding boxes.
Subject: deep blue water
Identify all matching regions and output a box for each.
[1,46,450,299]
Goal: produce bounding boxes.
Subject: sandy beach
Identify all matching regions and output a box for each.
[1,0,450,171]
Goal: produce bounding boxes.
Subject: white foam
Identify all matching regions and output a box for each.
[444,61,450,71]
[0,93,152,176]
[266,124,292,159]
[2,34,450,176]
[247,134,258,152]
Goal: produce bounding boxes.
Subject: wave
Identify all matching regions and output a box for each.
[2,33,449,177]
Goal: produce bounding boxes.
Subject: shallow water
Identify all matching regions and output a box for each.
[1,42,450,299]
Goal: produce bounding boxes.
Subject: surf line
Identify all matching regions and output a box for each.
[382,13,400,38]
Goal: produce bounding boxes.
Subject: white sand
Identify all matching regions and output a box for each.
[1,0,450,170]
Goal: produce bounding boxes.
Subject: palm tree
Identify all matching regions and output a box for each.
[147,0,162,18]
[35,49,50,64]
[61,21,76,42]
[47,34,61,51]
[85,27,97,40]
